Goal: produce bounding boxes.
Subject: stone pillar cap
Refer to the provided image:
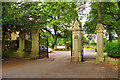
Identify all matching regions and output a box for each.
[96,24,104,31]
[71,18,82,31]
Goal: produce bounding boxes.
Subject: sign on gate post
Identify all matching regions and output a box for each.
[71,18,82,62]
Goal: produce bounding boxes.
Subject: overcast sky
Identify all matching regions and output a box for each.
[79,2,91,26]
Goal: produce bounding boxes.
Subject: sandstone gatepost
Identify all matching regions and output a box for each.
[71,18,82,62]
[96,24,104,64]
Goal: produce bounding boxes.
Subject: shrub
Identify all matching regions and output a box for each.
[104,54,108,57]
[2,51,10,59]
[2,49,14,59]
[3,39,19,51]
[105,42,120,58]
[90,40,96,46]
[51,43,56,48]
[25,40,32,48]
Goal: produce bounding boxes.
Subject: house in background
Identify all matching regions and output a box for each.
[11,32,18,40]
[11,32,30,40]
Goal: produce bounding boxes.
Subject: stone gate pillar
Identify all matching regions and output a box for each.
[30,29,39,59]
[71,18,82,62]
[96,24,104,64]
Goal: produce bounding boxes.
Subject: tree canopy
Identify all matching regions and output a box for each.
[2,2,80,44]
[84,2,120,42]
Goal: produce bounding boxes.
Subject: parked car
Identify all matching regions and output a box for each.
[40,45,47,52]
[48,48,53,53]
[40,45,47,49]
[40,45,52,53]
[40,46,44,50]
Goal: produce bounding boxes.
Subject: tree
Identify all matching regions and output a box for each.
[2,2,48,35]
[81,33,90,45]
[90,40,96,46]
[84,2,120,42]
[2,2,47,57]
[2,2,14,51]
[41,2,78,44]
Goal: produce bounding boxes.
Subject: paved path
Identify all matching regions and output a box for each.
[2,49,118,78]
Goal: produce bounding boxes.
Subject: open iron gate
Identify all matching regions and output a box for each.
[71,31,72,56]
[39,32,48,59]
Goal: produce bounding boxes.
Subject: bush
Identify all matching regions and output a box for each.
[2,51,10,59]
[90,40,96,46]
[3,39,19,51]
[25,40,32,48]
[2,49,16,59]
[105,42,120,58]
[51,43,56,48]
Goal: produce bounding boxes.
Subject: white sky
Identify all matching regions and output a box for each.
[80,2,91,26]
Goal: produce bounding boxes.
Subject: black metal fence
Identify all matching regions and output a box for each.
[23,32,49,59]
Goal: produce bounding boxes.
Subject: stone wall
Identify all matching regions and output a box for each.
[104,57,119,72]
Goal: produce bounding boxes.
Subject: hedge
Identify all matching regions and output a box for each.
[2,39,31,58]
[105,42,120,58]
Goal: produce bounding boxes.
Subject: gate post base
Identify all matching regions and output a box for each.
[71,57,82,62]
[78,56,82,62]
[96,57,104,64]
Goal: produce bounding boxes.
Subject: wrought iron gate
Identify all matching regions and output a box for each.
[39,32,48,59]
[71,31,72,56]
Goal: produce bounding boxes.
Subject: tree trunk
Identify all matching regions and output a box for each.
[97,4,110,26]
[97,4,102,22]
[55,34,57,45]
[117,2,120,42]
[109,32,112,42]
[54,26,57,45]
[30,29,39,59]
[118,34,120,42]
[18,31,25,58]
[115,30,120,42]
[2,33,6,51]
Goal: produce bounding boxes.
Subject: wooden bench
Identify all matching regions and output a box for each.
[54,45,67,50]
